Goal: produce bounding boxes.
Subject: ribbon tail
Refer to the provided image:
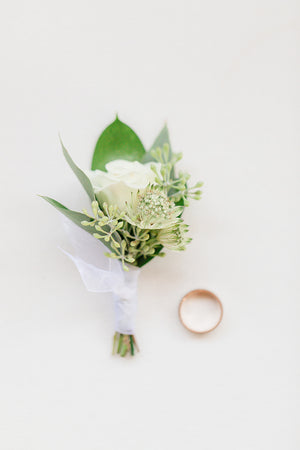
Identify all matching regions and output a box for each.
[61,217,141,334]
[60,248,119,293]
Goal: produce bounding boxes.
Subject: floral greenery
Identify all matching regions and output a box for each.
[42,119,202,270]
[150,143,203,206]
[80,193,175,271]
[80,142,202,271]
[42,119,203,357]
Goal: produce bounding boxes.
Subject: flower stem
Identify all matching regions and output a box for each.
[117,333,123,354]
[112,332,118,355]
[130,335,134,356]
[120,341,127,357]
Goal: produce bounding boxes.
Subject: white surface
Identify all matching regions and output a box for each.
[0,1,299,449]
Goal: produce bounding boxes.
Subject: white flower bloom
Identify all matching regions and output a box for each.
[157,223,191,250]
[87,159,160,211]
[125,186,183,229]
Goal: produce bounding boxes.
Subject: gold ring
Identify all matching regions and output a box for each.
[179,289,223,334]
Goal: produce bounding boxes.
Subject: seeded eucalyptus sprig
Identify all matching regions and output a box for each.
[150,143,203,206]
[122,225,159,259]
[80,185,191,270]
[80,197,163,270]
[105,240,135,270]
[81,200,124,249]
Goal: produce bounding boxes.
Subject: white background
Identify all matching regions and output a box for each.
[0,1,299,449]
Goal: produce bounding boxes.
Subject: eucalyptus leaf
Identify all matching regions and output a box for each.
[60,138,95,202]
[91,117,145,171]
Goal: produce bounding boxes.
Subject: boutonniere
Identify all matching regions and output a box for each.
[42,116,202,357]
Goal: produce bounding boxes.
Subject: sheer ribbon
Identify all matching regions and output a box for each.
[61,219,140,334]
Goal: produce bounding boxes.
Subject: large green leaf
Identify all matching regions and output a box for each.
[142,124,172,163]
[60,138,95,202]
[91,117,145,171]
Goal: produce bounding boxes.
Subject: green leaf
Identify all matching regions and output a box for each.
[40,196,113,251]
[151,123,172,152]
[40,196,95,233]
[91,116,145,171]
[142,124,172,163]
[60,138,95,202]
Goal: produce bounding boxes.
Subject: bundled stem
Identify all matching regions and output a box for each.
[112,332,139,357]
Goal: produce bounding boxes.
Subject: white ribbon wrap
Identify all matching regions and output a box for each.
[61,219,140,334]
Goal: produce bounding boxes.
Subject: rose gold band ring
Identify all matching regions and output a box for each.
[179,289,223,334]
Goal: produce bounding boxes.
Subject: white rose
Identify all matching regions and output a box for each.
[87,159,160,211]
